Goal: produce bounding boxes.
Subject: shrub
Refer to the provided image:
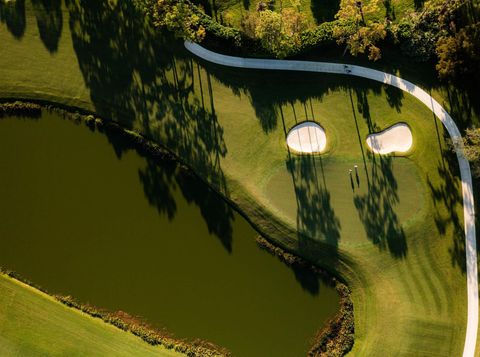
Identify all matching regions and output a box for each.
[394,16,440,61]
[0,101,42,118]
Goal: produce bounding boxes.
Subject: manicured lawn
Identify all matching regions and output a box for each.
[0,0,476,356]
[0,274,179,356]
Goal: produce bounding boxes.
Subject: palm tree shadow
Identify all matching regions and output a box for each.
[31,0,63,53]
[100,124,235,253]
[427,154,465,272]
[354,156,408,258]
[287,154,341,247]
[65,0,233,252]
[0,0,26,39]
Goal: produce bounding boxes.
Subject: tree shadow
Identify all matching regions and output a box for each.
[0,0,26,39]
[65,0,232,252]
[286,152,341,248]
[354,156,408,258]
[310,0,340,24]
[286,151,342,294]
[384,84,404,113]
[427,154,465,272]
[98,122,235,253]
[31,0,63,53]
[443,82,480,130]
[353,86,376,133]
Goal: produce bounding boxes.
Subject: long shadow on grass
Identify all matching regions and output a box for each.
[354,155,408,258]
[196,57,393,135]
[65,0,232,252]
[32,0,63,53]
[285,150,341,294]
[0,0,26,39]
[427,150,466,272]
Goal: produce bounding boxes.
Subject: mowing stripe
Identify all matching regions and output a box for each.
[184,41,478,356]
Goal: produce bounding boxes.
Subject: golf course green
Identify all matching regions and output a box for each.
[0,0,474,355]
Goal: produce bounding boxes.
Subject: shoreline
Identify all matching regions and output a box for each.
[0,100,351,356]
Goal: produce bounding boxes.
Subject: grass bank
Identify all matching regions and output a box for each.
[0,262,227,357]
[0,273,182,356]
[0,1,474,355]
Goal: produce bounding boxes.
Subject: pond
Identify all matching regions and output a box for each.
[0,112,339,357]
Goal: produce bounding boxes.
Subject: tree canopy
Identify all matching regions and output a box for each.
[253,8,307,58]
[152,0,205,42]
[333,0,386,60]
[462,128,480,178]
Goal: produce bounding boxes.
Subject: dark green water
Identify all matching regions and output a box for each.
[0,112,339,357]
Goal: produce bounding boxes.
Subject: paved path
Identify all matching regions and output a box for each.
[185,41,478,356]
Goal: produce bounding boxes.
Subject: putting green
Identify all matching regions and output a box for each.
[0,1,471,356]
[265,158,423,247]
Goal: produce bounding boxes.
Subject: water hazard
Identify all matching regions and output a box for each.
[0,112,339,357]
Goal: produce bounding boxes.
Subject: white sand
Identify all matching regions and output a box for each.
[186,41,478,357]
[366,123,413,154]
[286,122,327,154]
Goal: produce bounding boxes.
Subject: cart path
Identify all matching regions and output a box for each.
[184,40,478,356]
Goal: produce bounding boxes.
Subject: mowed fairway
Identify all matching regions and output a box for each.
[0,1,474,356]
[0,274,179,356]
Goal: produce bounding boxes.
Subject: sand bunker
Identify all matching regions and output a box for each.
[366,123,413,154]
[286,122,327,154]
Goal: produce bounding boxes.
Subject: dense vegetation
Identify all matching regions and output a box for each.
[145,0,479,80]
[1,1,475,355]
[461,127,480,177]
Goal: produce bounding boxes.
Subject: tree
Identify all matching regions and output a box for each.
[333,0,386,60]
[336,0,381,25]
[435,23,480,81]
[253,8,307,58]
[461,128,480,178]
[153,0,205,42]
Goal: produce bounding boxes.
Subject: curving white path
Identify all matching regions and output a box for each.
[185,40,478,356]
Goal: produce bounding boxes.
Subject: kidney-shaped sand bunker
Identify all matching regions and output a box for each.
[366,123,413,155]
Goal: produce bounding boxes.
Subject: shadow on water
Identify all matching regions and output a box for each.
[31,0,63,53]
[7,0,419,263]
[354,155,408,258]
[64,0,230,204]
[96,122,235,253]
[0,0,26,39]
[54,4,236,253]
[285,150,342,293]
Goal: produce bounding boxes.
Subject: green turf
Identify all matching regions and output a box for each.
[0,274,179,357]
[0,0,475,355]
